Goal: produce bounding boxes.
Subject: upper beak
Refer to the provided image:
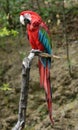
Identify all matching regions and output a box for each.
[20,15,25,25]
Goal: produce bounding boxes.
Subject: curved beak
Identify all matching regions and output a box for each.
[20,15,25,25]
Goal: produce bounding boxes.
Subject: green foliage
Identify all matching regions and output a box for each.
[0,27,19,37]
[10,29,19,36]
[0,27,10,37]
[0,0,78,29]
[0,0,29,29]
[0,83,12,91]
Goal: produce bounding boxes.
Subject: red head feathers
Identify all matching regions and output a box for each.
[20,11,42,29]
[20,10,49,33]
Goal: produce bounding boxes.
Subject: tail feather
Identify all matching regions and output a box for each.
[44,67,48,93]
[47,97,54,125]
[39,60,54,124]
[39,60,44,87]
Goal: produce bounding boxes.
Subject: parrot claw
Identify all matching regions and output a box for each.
[12,120,25,130]
[30,49,42,55]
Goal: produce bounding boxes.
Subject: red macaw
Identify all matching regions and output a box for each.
[20,10,54,124]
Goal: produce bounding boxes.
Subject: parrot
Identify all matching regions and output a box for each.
[20,10,54,125]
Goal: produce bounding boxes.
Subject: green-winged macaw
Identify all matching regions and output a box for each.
[20,10,54,124]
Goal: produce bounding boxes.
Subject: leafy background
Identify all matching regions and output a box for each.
[0,0,78,130]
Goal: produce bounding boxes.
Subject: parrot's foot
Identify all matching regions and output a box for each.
[12,120,25,130]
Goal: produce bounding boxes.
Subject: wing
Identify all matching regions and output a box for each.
[38,27,52,55]
[38,27,52,68]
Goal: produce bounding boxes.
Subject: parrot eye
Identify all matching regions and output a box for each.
[24,18,31,25]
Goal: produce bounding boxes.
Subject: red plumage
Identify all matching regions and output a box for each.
[20,10,54,124]
[20,11,50,51]
[39,60,54,124]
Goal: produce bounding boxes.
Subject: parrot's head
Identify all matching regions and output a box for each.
[20,11,42,30]
[20,13,31,26]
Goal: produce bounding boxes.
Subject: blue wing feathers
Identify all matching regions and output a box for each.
[38,28,52,68]
[39,29,52,54]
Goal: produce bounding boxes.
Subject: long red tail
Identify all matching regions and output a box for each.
[39,60,54,124]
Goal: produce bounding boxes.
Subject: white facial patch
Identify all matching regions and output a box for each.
[20,15,25,25]
[24,13,31,21]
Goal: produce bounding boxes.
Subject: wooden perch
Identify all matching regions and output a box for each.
[31,50,65,59]
[38,52,61,59]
